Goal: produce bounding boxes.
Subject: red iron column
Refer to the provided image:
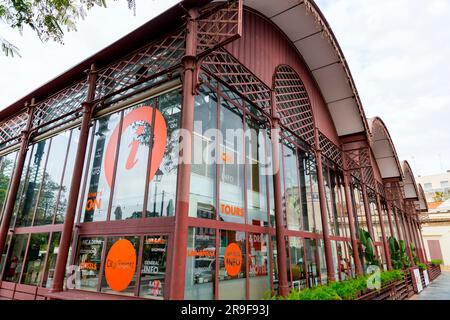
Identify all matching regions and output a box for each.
[51,64,97,292]
[0,104,34,259]
[169,8,198,300]
[270,95,289,296]
[342,165,363,275]
[376,193,392,270]
[314,129,335,282]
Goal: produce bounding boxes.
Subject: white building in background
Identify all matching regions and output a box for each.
[417,172,450,270]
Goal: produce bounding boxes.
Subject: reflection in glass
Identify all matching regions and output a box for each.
[185,227,216,300]
[100,236,139,296]
[146,91,181,218]
[21,233,49,285]
[190,86,217,219]
[282,143,301,231]
[43,232,61,288]
[16,140,49,227]
[219,230,246,300]
[81,114,120,222]
[77,237,104,291]
[288,237,307,290]
[248,233,270,299]
[2,234,28,282]
[139,235,168,299]
[0,152,17,219]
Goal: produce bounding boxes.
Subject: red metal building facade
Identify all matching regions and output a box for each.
[0,0,427,300]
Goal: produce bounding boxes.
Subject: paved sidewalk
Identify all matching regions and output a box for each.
[410,272,450,300]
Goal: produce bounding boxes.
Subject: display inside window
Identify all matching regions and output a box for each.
[185,227,216,300]
[139,235,168,299]
[219,230,246,300]
[100,236,139,296]
[77,237,104,291]
[248,233,270,299]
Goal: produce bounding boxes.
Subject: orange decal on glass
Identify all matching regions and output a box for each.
[104,106,167,188]
[104,239,137,292]
[224,243,242,277]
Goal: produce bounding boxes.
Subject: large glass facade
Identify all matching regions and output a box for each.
[0,152,17,221]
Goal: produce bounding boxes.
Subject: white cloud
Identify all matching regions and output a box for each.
[316,0,450,176]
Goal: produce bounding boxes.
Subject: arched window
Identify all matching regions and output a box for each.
[273,65,315,146]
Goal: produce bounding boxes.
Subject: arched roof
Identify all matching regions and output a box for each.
[245,0,369,137]
[368,117,403,180]
[402,160,419,200]
[417,184,429,212]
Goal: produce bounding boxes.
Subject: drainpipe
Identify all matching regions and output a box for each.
[270,94,289,297]
[0,102,34,262]
[376,193,392,270]
[168,8,198,300]
[314,128,335,282]
[51,64,98,292]
[342,162,362,276]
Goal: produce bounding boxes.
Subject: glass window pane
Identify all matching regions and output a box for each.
[283,144,301,231]
[81,113,120,222]
[219,100,245,224]
[55,128,80,224]
[139,235,168,299]
[111,101,153,220]
[288,236,307,290]
[249,233,270,299]
[21,233,49,285]
[219,230,246,300]
[16,140,50,227]
[190,86,218,219]
[43,232,61,288]
[146,91,181,218]
[0,235,11,275]
[100,236,139,296]
[77,237,104,291]
[299,152,322,233]
[34,131,71,226]
[0,152,17,219]
[185,227,216,300]
[2,234,29,283]
[10,147,33,228]
[246,118,268,227]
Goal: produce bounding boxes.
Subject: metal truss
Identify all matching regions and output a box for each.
[196,0,243,57]
[344,147,376,190]
[318,131,342,168]
[200,48,272,112]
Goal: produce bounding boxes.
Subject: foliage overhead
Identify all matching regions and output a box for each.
[0,0,137,57]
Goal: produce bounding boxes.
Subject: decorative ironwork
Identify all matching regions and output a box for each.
[201,48,271,111]
[32,80,88,132]
[95,28,186,103]
[0,111,29,150]
[196,0,243,57]
[318,131,342,168]
[274,65,315,146]
[344,147,375,189]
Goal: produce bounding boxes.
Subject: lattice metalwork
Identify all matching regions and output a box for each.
[201,48,271,111]
[274,65,315,147]
[318,131,342,168]
[95,28,186,103]
[0,111,29,150]
[376,181,386,200]
[196,0,243,56]
[32,80,88,131]
[344,147,376,189]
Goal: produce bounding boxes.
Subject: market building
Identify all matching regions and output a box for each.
[0,0,428,300]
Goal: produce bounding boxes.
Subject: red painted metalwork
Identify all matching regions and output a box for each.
[0,104,34,259]
[50,64,98,292]
[376,193,392,270]
[344,170,363,275]
[168,8,198,300]
[314,128,335,282]
[270,101,289,296]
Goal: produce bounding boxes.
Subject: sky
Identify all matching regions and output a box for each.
[1,0,449,177]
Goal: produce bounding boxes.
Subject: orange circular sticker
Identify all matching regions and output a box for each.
[105,239,137,292]
[224,243,242,277]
